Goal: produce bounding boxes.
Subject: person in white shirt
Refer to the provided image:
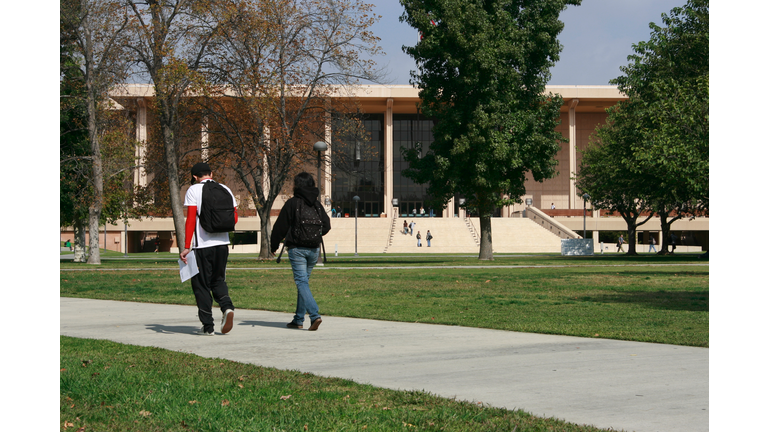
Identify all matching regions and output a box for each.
[180,162,238,336]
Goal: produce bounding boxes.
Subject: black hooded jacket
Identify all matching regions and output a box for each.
[270,186,331,253]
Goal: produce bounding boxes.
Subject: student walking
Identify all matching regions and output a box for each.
[649,236,657,253]
[180,162,238,336]
[271,172,331,331]
[426,230,433,247]
[617,235,625,253]
[416,231,422,247]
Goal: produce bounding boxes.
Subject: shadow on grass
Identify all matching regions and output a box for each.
[585,290,709,312]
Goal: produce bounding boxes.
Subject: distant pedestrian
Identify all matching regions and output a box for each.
[403,220,408,235]
[426,230,433,247]
[617,235,625,253]
[154,238,160,253]
[669,233,677,253]
[551,203,555,210]
[331,207,336,218]
[420,206,425,215]
[416,231,422,247]
[409,221,415,236]
[649,236,657,253]
[65,239,72,251]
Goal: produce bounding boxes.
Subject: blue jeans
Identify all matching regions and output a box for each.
[288,247,321,325]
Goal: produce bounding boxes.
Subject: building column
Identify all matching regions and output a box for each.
[134,98,148,188]
[568,99,579,210]
[384,98,394,218]
[444,196,455,218]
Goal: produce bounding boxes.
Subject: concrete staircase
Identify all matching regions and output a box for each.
[274,215,566,254]
[385,217,480,253]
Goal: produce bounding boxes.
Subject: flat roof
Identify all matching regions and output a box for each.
[111,83,626,113]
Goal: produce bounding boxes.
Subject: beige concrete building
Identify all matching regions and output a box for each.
[61,84,708,254]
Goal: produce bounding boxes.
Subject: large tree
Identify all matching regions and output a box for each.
[123,0,221,248]
[399,0,580,260]
[612,0,709,253]
[575,99,655,255]
[196,0,382,258]
[61,0,133,264]
[60,35,91,263]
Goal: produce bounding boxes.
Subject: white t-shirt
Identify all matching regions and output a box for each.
[184,179,237,249]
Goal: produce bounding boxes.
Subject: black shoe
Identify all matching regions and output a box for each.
[309,318,323,331]
[286,322,303,329]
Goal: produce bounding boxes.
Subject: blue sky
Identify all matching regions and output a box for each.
[366,0,688,85]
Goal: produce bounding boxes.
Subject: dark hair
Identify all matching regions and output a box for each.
[293,172,315,192]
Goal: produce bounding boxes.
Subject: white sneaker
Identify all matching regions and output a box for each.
[197,327,214,336]
[221,309,234,334]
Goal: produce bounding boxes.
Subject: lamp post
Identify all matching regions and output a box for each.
[123,202,128,257]
[392,198,398,218]
[582,193,590,239]
[353,195,360,256]
[313,141,327,196]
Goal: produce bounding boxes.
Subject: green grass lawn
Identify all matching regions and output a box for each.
[61,336,616,432]
[61,254,708,347]
[60,253,707,431]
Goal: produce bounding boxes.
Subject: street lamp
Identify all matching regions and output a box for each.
[582,193,590,239]
[353,195,360,256]
[313,141,327,195]
[392,198,398,217]
[123,201,128,257]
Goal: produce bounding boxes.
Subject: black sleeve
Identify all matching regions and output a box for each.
[319,201,331,236]
[270,201,292,253]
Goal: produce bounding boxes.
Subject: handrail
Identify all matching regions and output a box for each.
[384,214,398,253]
[465,217,481,246]
[525,206,581,239]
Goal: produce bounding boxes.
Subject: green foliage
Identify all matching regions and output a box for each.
[611,0,709,214]
[398,0,579,214]
[60,14,93,229]
[576,0,708,254]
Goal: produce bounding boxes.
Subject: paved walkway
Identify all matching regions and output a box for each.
[60,297,708,432]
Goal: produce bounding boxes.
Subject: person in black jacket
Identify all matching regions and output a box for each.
[270,172,331,331]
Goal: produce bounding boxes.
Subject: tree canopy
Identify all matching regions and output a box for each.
[576,0,708,254]
[399,0,580,260]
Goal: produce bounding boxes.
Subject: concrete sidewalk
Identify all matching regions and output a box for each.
[60,297,708,432]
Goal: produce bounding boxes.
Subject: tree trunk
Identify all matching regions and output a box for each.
[159,101,187,249]
[657,206,682,255]
[626,223,638,255]
[73,222,88,263]
[85,71,103,265]
[86,207,102,264]
[258,206,273,259]
[478,214,493,260]
[620,211,652,256]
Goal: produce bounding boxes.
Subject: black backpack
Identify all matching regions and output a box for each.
[291,199,324,247]
[199,181,236,233]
